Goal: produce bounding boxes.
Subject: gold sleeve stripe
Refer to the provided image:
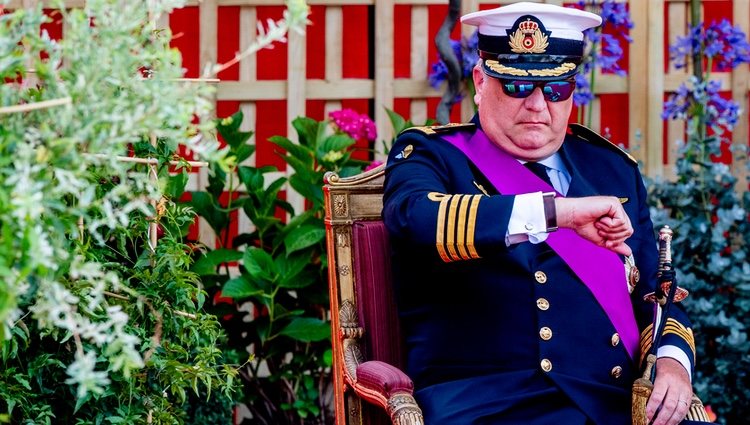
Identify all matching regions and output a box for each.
[434,194,452,262]
[466,195,482,259]
[455,195,472,260]
[664,319,696,357]
[639,325,654,366]
[445,195,463,261]
[638,320,696,364]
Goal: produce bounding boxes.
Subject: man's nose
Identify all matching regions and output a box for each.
[523,87,547,111]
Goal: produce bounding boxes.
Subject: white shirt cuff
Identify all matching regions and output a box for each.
[506,192,549,246]
[657,345,692,382]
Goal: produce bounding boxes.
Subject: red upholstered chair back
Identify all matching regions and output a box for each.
[352,220,404,366]
[324,164,421,425]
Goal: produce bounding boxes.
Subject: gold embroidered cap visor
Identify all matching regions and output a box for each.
[461,2,602,81]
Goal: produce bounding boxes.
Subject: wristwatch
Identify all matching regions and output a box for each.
[542,192,558,232]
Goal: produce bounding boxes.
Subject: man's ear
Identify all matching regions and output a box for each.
[472,65,485,105]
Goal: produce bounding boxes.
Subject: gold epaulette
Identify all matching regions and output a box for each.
[568,123,637,165]
[400,122,476,136]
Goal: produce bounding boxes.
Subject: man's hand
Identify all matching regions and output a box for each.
[555,196,633,255]
[646,357,693,425]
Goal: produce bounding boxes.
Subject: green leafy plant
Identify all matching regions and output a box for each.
[188,111,367,424]
[648,3,750,423]
[0,1,240,422]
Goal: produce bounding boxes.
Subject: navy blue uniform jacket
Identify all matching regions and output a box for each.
[382,120,696,425]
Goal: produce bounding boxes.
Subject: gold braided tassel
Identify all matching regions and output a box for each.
[632,354,656,425]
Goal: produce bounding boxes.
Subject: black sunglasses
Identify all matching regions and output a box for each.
[499,78,576,102]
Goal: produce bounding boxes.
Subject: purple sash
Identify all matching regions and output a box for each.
[444,129,638,359]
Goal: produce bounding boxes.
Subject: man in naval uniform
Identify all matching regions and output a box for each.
[382,3,698,425]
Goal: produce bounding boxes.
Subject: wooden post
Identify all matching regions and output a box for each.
[374,0,395,162]
[198,0,219,249]
[286,15,307,215]
[646,0,665,178]
[410,5,428,125]
[733,0,750,190]
[324,6,344,123]
[628,0,648,167]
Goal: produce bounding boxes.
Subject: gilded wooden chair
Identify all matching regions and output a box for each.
[323,164,424,425]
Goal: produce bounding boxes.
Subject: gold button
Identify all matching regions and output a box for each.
[536,298,549,311]
[540,359,552,372]
[611,333,620,347]
[539,327,552,340]
[611,366,623,379]
[534,271,547,284]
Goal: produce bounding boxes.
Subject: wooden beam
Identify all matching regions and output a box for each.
[374,0,395,161]
[646,0,666,177]
[628,0,648,166]
[733,0,750,190]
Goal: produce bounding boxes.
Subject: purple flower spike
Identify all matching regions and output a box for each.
[571,0,634,107]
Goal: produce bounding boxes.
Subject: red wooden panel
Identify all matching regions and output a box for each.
[394,5,412,78]
[217,6,240,81]
[342,5,370,78]
[170,7,200,78]
[663,2,671,74]
[426,96,461,123]
[393,98,411,123]
[256,6,288,80]
[306,5,326,80]
[704,0,733,73]
[662,92,672,165]
[169,7,200,78]
[41,9,63,41]
[427,5,462,78]
[599,93,629,148]
[254,99,288,170]
[306,99,326,122]
[703,0,733,25]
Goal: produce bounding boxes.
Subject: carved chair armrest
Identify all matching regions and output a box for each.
[355,361,421,425]
[339,300,423,425]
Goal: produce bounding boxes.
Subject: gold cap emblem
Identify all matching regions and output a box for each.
[509,18,549,54]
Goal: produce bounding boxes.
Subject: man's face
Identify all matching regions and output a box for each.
[473,65,573,161]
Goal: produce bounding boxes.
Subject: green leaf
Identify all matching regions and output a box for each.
[189,191,228,236]
[207,164,228,199]
[291,116,322,148]
[284,225,325,255]
[217,111,254,149]
[323,348,333,367]
[319,134,355,154]
[243,247,277,281]
[268,136,312,166]
[222,277,262,299]
[279,317,331,342]
[192,249,244,276]
[164,169,188,199]
[386,107,408,134]
[278,270,317,289]
[233,144,255,165]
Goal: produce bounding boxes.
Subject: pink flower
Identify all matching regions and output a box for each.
[329,109,378,142]
[364,160,384,172]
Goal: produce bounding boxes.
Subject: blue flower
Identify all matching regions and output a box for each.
[572,0,633,107]
[670,20,750,71]
[428,31,480,94]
